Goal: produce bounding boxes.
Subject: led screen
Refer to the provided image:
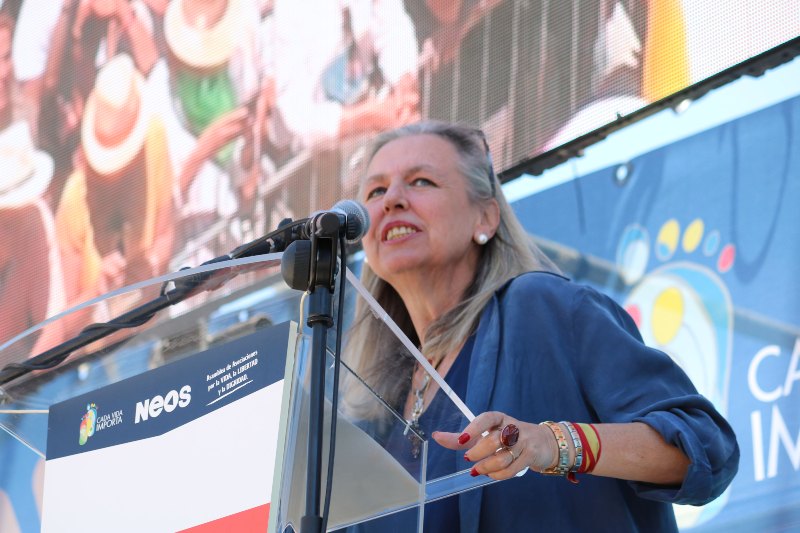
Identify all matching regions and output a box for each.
[0,0,797,360]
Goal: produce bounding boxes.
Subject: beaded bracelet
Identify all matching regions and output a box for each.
[539,421,571,477]
[560,421,583,483]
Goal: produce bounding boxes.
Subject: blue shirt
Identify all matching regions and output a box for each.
[459,272,739,532]
[351,272,739,532]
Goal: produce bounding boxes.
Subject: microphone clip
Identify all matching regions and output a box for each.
[282,212,341,293]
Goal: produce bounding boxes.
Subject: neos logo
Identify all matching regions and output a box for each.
[134,385,192,424]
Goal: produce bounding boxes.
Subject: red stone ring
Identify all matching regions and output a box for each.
[500,423,520,447]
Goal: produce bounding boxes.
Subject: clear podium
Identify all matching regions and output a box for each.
[0,254,498,532]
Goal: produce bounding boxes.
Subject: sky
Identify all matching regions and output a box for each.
[504,54,800,203]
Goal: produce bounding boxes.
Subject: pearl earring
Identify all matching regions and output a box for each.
[476,233,489,245]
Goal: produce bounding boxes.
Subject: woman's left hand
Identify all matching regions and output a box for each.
[432,411,558,480]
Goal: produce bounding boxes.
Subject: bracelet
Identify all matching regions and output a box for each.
[561,421,583,481]
[539,421,571,477]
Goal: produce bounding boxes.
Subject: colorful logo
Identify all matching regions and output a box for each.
[79,403,98,446]
[617,218,734,528]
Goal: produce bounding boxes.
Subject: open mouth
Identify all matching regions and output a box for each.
[384,225,419,241]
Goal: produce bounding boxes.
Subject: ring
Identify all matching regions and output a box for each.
[500,424,520,447]
[495,446,518,462]
[506,447,518,463]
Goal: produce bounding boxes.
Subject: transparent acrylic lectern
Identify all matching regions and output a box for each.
[0,253,499,532]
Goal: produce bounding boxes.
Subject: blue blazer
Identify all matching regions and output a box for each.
[454,272,739,532]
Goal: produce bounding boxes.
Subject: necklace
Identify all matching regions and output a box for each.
[405,361,435,459]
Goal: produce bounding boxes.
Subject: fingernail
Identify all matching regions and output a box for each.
[458,433,471,445]
[470,467,479,477]
[463,453,470,462]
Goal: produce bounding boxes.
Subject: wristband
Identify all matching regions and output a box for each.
[574,423,602,474]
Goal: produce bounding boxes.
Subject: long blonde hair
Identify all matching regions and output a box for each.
[343,122,557,418]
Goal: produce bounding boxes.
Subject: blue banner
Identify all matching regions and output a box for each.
[47,322,290,461]
[513,95,800,531]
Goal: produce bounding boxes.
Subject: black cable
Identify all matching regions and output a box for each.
[0,219,311,387]
[6,309,161,371]
[0,294,174,385]
[321,234,346,532]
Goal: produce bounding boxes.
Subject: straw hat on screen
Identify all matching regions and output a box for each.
[164,0,243,69]
[0,121,54,208]
[81,54,150,175]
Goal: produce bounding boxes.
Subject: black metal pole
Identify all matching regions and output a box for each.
[298,214,339,533]
[275,212,343,532]
[301,288,333,533]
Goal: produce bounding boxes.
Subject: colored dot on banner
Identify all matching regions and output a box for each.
[656,219,680,261]
[704,230,720,256]
[718,244,735,273]
[617,226,650,284]
[682,219,704,253]
[625,304,642,328]
[652,287,684,345]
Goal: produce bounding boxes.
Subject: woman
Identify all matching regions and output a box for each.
[345,121,738,531]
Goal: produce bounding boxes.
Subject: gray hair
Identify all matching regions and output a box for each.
[343,121,558,419]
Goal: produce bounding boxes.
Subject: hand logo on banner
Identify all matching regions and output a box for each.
[79,403,98,446]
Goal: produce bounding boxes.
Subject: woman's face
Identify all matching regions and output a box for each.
[361,134,486,284]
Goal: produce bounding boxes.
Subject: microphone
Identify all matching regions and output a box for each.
[302,199,370,243]
[332,199,370,242]
[229,200,369,261]
[282,200,369,291]
[174,200,369,295]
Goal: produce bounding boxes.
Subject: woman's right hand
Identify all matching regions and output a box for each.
[432,411,560,481]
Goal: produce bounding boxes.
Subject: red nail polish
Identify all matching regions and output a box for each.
[470,467,479,477]
[463,453,470,462]
[458,433,471,445]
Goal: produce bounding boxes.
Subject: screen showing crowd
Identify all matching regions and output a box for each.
[0,0,797,355]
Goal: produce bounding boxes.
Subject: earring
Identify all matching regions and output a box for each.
[475,233,489,245]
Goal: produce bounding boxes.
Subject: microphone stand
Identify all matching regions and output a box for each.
[0,212,348,533]
[280,212,341,533]
[0,220,303,387]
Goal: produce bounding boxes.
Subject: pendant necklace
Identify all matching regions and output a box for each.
[405,359,437,459]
